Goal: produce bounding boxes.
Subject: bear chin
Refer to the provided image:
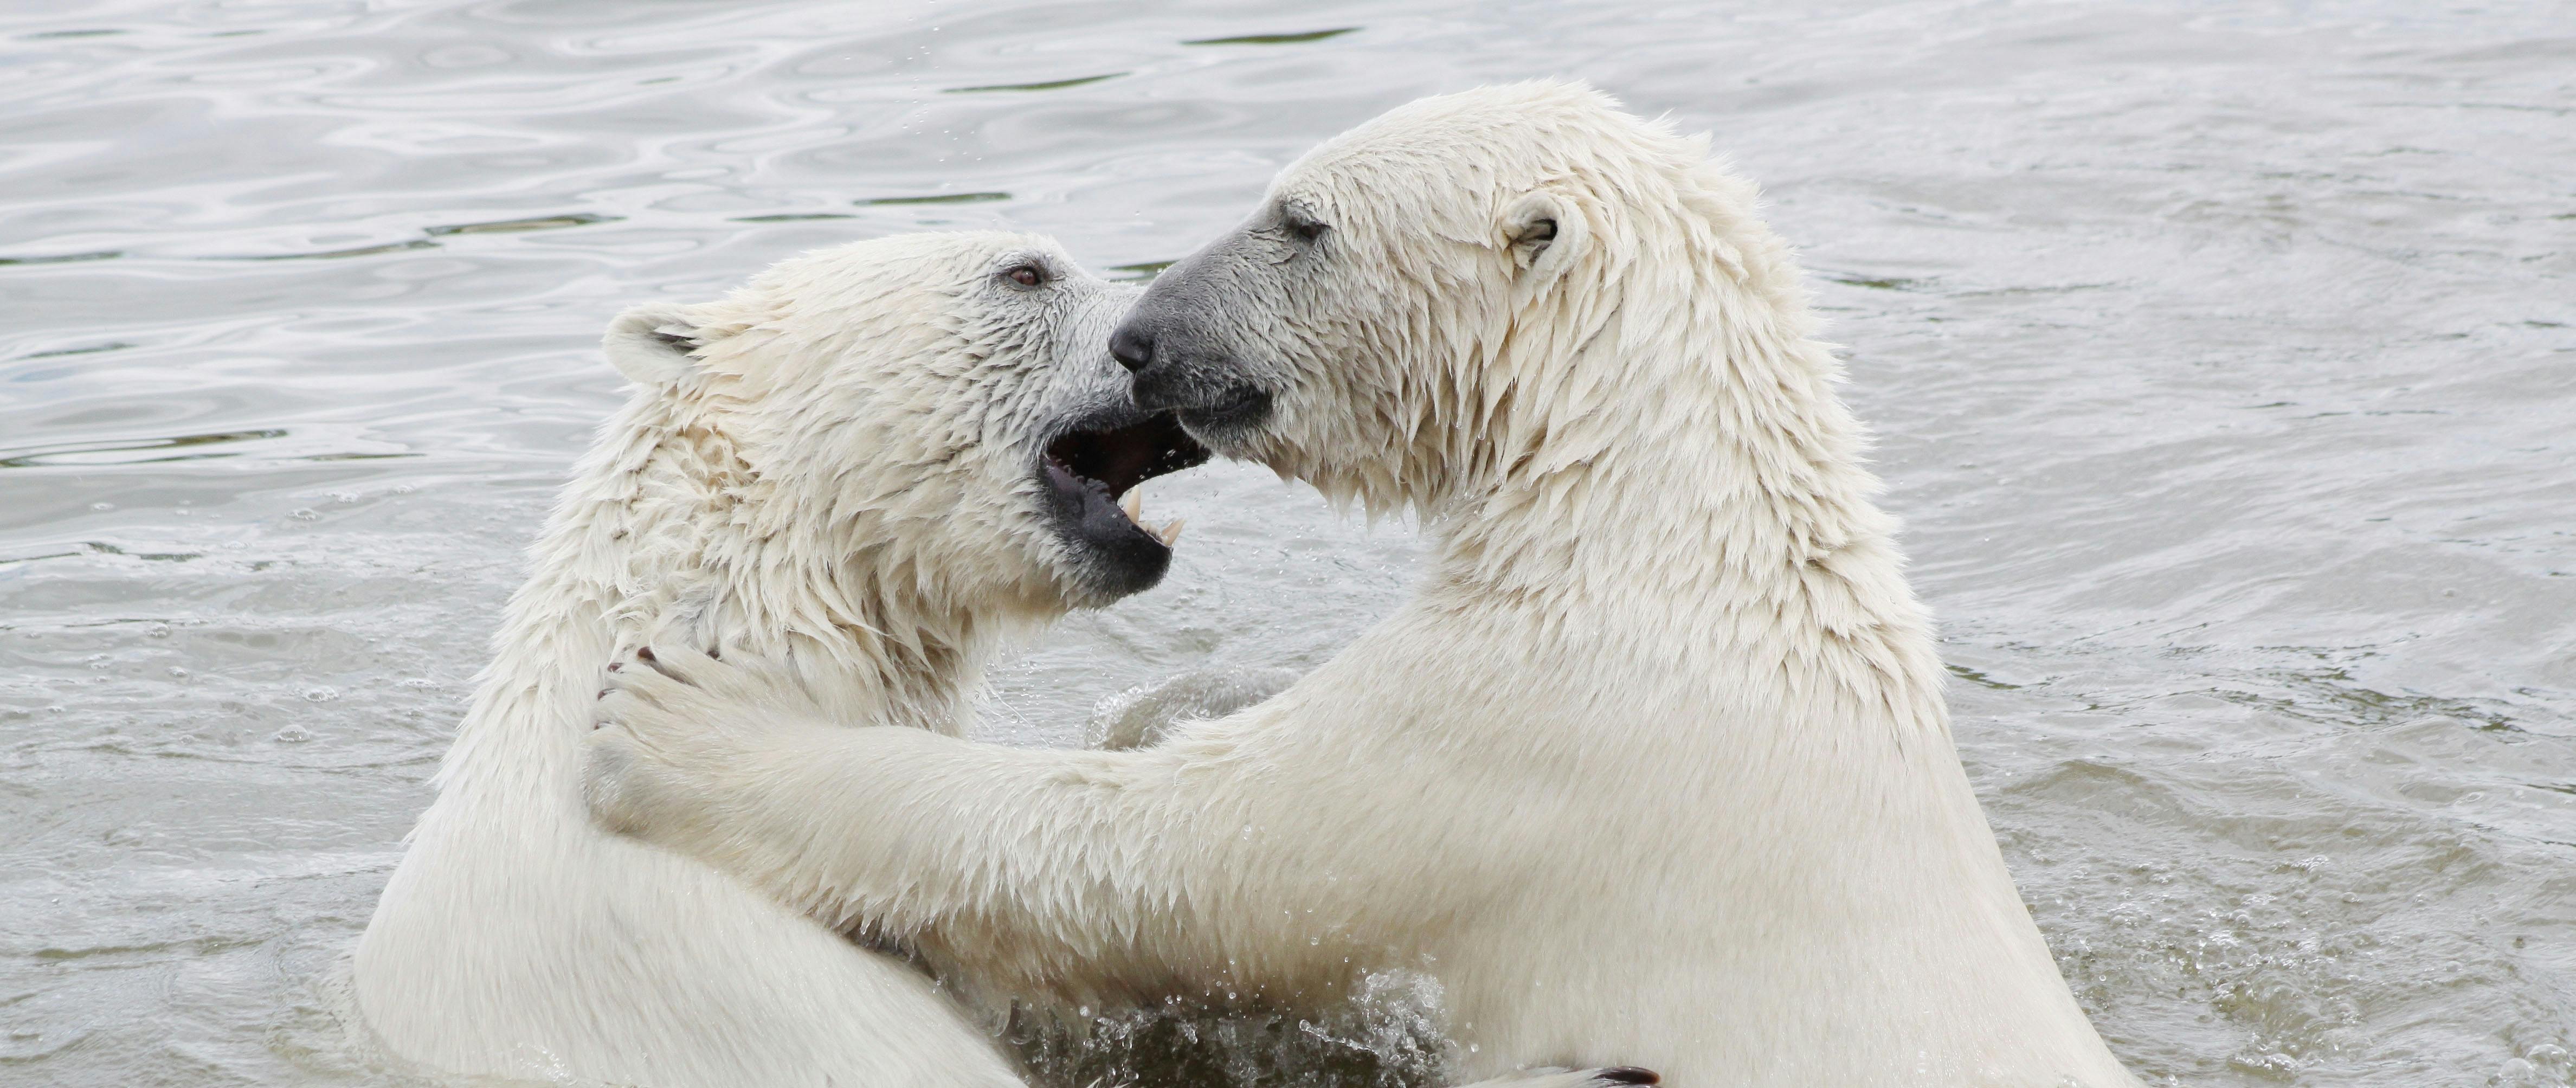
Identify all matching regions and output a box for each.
[1036,404,1209,601]
[1170,384,1274,454]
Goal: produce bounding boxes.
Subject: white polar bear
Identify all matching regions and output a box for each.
[355,227,1651,1088]
[582,85,2140,1087]
[351,232,1205,1087]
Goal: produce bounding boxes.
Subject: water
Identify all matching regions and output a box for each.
[3,1,2571,1084]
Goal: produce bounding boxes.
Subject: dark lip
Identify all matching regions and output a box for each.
[1170,384,1274,441]
[1036,405,1212,551]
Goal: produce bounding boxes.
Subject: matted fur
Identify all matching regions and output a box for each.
[352,233,1124,1087]
[357,227,1660,1088]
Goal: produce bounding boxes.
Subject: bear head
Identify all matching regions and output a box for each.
[1107,81,1746,517]
[604,231,1207,623]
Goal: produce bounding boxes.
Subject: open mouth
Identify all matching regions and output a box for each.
[1040,408,1210,552]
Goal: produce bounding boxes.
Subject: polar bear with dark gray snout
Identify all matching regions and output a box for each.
[355,229,1644,1088]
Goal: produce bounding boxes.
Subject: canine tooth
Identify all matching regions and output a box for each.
[1120,490,1143,522]
[1156,518,1184,546]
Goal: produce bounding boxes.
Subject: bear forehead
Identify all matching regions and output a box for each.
[1276,82,1665,214]
[757,229,1068,289]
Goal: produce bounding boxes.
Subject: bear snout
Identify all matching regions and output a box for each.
[1109,318,1155,375]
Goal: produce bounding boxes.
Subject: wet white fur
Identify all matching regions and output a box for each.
[352,233,1124,1088]
[354,229,1648,1088]
[584,85,2141,1086]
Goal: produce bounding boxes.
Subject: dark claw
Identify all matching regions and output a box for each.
[607,661,621,672]
[597,688,610,699]
[1594,1070,1658,1086]
[635,646,657,662]
[706,646,721,660]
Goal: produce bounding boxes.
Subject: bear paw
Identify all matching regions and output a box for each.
[582,643,832,846]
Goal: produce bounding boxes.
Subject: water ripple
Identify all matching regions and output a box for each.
[3,2,2571,1086]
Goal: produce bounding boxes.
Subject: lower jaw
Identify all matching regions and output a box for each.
[1061,538,1171,602]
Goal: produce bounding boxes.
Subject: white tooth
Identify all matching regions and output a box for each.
[1120,490,1142,522]
[1157,518,1185,546]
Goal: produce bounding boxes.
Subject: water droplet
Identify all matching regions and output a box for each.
[302,686,339,702]
[273,724,313,743]
[91,501,113,511]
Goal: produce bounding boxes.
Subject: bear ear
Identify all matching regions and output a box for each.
[603,302,707,387]
[1502,190,1588,288]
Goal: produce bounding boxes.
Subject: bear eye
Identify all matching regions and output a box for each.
[1002,263,1047,289]
[1280,205,1328,245]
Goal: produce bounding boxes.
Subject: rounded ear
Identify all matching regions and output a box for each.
[603,302,706,387]
[1502,190,1588,288]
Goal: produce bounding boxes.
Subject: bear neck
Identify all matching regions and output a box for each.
[589,389,997,729]
[1367,170,2129,1073]
[438,388,993,796]
[1425,189,1948,736]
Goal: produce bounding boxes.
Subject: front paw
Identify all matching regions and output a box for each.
[582,702,729,847]
[579,645,762,841]
[579,643,839,842]
[582,720,677,839]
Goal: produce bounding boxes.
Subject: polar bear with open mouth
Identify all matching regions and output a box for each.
[352,231,1206,1087]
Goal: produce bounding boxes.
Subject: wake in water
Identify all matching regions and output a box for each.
[1011,971,1456,1088]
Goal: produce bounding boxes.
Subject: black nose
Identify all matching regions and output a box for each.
[1109,319,1154,375]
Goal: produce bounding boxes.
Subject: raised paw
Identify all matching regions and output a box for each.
[590,643,812,739]
[581,642,825,845]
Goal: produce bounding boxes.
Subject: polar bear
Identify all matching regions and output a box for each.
[351,232,1205,1087]
[581,85,2140,1086]
[355,228,1649,1088]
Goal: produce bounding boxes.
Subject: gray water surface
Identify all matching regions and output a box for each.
[4,2,2573,1085]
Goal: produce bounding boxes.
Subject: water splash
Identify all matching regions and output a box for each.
[1010,970,1455,1088]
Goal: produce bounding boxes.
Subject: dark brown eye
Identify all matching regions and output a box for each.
[1004,263,1045,288]
[1281,207,1327,244]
